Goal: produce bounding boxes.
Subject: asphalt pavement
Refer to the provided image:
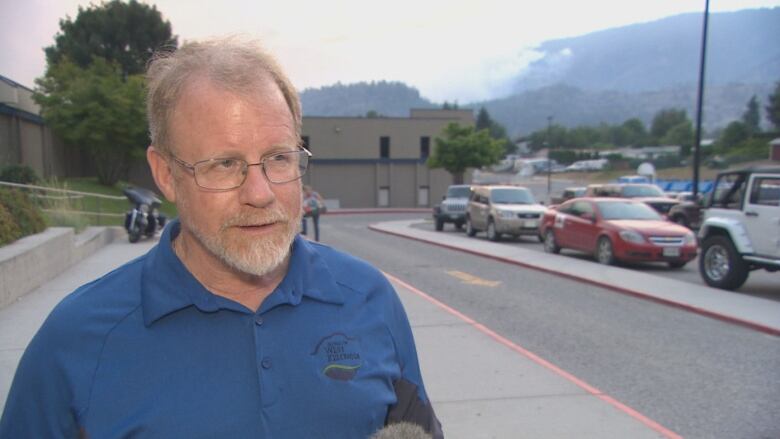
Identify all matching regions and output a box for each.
[0,226,680,439]
[370,219,780,337]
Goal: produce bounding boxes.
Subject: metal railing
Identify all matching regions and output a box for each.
[0,180,128,227]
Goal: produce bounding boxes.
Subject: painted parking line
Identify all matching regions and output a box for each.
[385,272,683,439]
[445,270,501,287]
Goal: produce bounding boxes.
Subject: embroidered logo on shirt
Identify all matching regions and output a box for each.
[311,332,362,381]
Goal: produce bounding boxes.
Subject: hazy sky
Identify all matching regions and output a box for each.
[2,0,778,102]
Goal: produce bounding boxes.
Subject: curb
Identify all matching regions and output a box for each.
[369,224,780,337]
[325,208,432,215]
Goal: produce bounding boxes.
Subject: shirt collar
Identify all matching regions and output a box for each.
[141,220,344,327]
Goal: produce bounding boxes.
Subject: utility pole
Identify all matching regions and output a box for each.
[692,0,710,198]
[546,115,553,203]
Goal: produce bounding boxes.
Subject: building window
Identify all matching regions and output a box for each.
[378,187,390,207]
[420,137,430,159]
[301,135,310,151]
[380,136,390,158]
[418,186,429,206]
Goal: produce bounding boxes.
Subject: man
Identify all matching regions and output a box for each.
[1,37,441,438]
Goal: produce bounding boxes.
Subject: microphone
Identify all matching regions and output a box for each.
[370,422,433,439]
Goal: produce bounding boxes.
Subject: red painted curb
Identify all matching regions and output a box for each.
[369,225,780,337]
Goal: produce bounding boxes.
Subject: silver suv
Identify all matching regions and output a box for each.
[465,185,547,241]
[433,185,472,231]
[699,167,780,290]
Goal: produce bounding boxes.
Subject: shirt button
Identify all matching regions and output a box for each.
[261,358,272,369]
[254,316,264,326]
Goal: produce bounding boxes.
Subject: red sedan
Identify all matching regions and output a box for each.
[539,198,698,268]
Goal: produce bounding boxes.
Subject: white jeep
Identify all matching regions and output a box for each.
[698,167,780,290]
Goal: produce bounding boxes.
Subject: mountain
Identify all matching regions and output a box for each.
[482,82,776,136]
[515,8,780,93]
[300,81,435,117]
[300,8,780,135]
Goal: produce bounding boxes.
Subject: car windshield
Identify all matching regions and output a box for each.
[597,201,662,220]
[491,188,535,204]
[621,185,665,197]
[447,186,471,198]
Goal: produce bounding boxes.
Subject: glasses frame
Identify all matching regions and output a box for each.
[169,147,313,190]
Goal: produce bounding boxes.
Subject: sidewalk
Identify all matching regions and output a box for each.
[370,219,780,336]
[0,235,676,438]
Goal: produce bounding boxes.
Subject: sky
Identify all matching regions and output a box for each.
[1,0,779,103]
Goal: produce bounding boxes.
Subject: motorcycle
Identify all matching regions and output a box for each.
[122,187,167,243]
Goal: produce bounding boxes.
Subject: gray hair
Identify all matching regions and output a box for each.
[146,36,302,153]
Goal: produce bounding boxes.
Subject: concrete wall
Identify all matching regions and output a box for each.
[0,227,123,309]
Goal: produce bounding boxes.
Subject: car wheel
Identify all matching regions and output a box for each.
[668,261,687,269]
[435,218,444,231]
[466,217,477,237]
[672,214,689,228]
[487,219,501,242]
[544,230,560,254]
[699,235,748,290]
[595,236,615,265]
[455,222,464,231]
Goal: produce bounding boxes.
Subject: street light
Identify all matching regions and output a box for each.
[546,115,553,203]
[692,0,710,198]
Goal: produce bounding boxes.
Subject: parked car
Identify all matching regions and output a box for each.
[432,184,472,231]
[550,186,586,205]
[698,167,780,290]
[668,194,704,229]
[539,198,698,268]
[585,183,679,216]
[465,185,547,241]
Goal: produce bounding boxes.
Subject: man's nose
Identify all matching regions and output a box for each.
[238,163,275,207]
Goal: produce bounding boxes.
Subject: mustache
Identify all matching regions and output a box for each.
[220,209,291,230]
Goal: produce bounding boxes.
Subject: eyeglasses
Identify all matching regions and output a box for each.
[169,148,312,190]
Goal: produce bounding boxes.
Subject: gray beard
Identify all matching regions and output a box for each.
[185,208,302,277]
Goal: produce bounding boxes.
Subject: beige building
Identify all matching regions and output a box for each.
[302,109,474,208]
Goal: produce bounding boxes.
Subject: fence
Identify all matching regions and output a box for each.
[0,181,128,229]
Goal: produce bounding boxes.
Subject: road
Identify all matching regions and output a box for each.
[318,213,780,439]
[416,221,780,302]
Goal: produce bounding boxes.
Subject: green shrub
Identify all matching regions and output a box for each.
[0,165,39,184]
[0,189,46,237]
[0,203,22,245]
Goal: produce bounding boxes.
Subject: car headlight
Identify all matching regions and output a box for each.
[619,230,645,243]
[683,232,696,245]
[496,210,515,219]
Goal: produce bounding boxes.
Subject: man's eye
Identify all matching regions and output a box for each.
[216,159,239,169]
[268,153,292,163]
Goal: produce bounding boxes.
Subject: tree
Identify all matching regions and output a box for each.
[45,0,176,78]
[650,108,689,142]
[741,95,761,134]
[661,121,694,156]
[34,58,148,185]
[621,118,648,146]
[717,121,749,150]
[427,123,504,184]
[766,81,780,130]
[475,107,515,155]
[36,0,177,185]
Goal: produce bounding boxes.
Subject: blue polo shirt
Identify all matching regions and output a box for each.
[0,221,432,438]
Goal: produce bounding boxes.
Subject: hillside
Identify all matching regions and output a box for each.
[299,8,780,135]
[515,7,780,93]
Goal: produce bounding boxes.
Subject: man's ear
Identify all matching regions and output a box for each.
[147,146,177,203]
